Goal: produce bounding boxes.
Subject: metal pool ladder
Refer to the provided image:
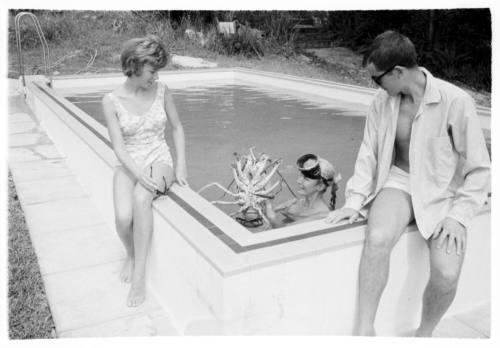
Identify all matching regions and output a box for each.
[14,11,52,91]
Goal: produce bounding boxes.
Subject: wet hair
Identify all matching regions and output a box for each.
[329,181,339,211]
[317,158,340,210]
[120,35,169,77]
[362,30,418,71]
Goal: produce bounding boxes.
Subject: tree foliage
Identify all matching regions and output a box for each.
[325,9,491,91]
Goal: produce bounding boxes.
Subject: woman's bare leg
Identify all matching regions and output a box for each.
[127,162,173,307]
[113,166,136,283]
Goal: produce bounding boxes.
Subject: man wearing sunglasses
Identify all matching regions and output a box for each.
[325,31,490,336]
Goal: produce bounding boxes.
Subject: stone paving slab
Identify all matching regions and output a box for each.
[9,132,52,147]
[9,121,39,134]
[8,78,23,97]
[9,159,74,182]
[8,111,37,123]
[13,175,88,205]
[43,260,160,332]
[453,303,490,337]
[9,145,65,163]
[58,308,179,337]
[30,223,125,275]
[35,144,68,159]
[434,316,488,338]
[22,196,106,236]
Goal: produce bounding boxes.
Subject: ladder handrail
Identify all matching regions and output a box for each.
[15,11,52,89]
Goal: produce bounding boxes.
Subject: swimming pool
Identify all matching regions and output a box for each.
[23,68,491,335]
[64,83,367,213]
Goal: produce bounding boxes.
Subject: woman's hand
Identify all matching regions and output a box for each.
[137,173,158,193]
[325,207,360,225]
[265,199,277,219]
[175,164,188,187]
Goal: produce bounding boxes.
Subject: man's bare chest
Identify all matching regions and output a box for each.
[396,100,420,143]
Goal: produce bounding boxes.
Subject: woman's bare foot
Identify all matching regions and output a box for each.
[127,279,146,307]
[120,258,134,283]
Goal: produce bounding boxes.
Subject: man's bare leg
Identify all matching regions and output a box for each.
[355,188,414,336]
[415,238,465,337]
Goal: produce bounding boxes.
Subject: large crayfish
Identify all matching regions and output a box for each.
[198,147,283,227]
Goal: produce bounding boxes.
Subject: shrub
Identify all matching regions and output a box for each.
[8,10,76,49]
[205,27,265,58]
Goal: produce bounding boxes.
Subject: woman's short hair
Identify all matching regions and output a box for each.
[120,35,169,77]
[362,30,418,71]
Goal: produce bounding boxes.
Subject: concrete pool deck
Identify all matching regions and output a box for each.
[7,78,491,338]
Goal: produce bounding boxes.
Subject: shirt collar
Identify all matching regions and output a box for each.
[386,67,441,114]
[419,67,441,105]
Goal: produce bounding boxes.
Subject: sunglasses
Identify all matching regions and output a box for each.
[371,65,397,86]
[149,166,169,197]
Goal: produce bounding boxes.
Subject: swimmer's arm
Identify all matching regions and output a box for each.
[264,200,287,228]
[164,86,188,186]
[273,198,298,212]
[267,216,284,229]
[265,199,298,228]
[102,95,142,179]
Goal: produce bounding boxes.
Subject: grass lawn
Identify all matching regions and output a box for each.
[8,172,56,339]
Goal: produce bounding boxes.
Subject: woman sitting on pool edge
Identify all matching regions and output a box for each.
[264,154,341,228]
[102,35,188,307]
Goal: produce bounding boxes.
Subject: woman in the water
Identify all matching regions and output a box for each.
[265,154,341,228]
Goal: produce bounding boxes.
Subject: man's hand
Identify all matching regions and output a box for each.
[432,217,467,255]
[325,207,360,225]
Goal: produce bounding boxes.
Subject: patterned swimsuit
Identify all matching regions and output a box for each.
[108,82,173,170]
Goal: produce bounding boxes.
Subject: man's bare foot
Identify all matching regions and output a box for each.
[400,329,417,337]
[127,279,146,307]
[120,258,134,283]
[354,326,376,336]
[414,327,433,337]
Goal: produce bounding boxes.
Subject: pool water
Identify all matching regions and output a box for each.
[65,84,366,214]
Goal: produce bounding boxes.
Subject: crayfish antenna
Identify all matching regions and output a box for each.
[249,146,257,162]
[198,182,240,197]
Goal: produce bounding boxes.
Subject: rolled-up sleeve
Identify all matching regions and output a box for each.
[446,95,490,230]
[344,101,380,212]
